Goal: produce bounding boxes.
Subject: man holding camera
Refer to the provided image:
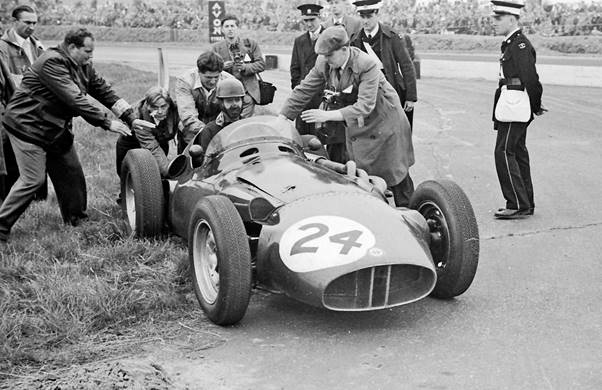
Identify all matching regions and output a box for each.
[211,14,265,117]
[280,26,415,207]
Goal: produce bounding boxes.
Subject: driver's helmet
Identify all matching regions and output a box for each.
[216,78,246,99]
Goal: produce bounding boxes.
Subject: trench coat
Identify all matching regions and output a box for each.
[350,23,417,103]
[281,46,413,186]
[0,29,45,80]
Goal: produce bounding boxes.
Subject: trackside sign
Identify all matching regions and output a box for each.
[208,1,225,43]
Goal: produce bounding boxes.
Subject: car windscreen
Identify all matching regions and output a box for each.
[205,115,303,156]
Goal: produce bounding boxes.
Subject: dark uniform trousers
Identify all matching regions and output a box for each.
[494,121,533,211]
[0,133,87,240]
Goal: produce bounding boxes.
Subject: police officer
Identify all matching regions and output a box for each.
[290,4,325,136]
[350,0,417,129]
[280,27,415,207]
[491,0,545,219]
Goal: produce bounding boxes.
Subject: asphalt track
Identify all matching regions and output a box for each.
[96,45,602,389]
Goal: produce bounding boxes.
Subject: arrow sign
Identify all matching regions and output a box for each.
[212,3,222,18]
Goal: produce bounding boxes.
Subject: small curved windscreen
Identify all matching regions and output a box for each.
[205,115,303,156]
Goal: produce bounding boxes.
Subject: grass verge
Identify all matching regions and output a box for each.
[0,63,200,380]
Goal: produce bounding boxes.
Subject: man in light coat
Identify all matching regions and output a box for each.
[211,14,265,117]
[280,26,415,207]
[0,5,47,201]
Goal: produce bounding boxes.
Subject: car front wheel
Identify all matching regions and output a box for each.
[410,179,479,298]
[188,195,252,325]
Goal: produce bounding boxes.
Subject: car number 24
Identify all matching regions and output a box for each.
[279,216,377,273]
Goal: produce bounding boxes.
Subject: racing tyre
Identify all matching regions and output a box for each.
[410,179,479,298]
[188,195,252,325]
[120,149,165,238]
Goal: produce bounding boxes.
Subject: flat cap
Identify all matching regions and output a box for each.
[315,26,349,55]
[353,0,382,14]
[297,3,323,18]
[490,0,525,17]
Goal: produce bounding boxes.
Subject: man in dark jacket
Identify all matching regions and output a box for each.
[290,4,325,136]
[350,0,417,129]
[0,4,47,201]
[0,28,136,243]
[490,0,545,219]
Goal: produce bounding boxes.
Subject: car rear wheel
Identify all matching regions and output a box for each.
[120,149,165,238]
[188,195,252,325]
[410,179,479,298]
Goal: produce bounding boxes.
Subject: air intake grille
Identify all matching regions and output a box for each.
[323,264,435,310]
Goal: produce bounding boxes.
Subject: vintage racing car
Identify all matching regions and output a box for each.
[120,116,479,325]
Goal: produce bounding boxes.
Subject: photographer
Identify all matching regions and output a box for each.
[211,14,265,117]
[280,27,415,208]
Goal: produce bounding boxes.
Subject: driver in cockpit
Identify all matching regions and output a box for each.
[194,78,245,152]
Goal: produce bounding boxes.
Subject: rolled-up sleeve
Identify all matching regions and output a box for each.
[175,73,204,137]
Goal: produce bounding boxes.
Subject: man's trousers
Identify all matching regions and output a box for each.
[494,121,534,211]
[0,134,87,240]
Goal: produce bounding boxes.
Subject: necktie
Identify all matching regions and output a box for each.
[367,34,372,40]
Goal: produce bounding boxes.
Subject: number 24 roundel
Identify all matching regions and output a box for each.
[279,216,376,273]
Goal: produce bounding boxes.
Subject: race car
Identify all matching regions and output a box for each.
[120,115,479,326]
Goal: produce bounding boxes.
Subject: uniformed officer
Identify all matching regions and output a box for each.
[290,4,325,136]
[491,0,545,219]
[280,27,415,207]
[350,0,417,129]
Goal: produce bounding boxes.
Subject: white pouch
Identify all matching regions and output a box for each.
[495,85,531,123]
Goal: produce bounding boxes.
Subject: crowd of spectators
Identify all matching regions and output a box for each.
[1,0,601,36]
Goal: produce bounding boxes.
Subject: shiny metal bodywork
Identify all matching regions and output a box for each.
[167,116,437,311]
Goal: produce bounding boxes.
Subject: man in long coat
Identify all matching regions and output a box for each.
[280,26,415,207]
[350,0,417,129]
[290,4,325,136]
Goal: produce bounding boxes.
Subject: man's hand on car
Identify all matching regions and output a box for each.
[108,120,132,136]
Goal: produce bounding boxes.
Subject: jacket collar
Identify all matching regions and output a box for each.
[56,42,81,67]
[1,28,43,50]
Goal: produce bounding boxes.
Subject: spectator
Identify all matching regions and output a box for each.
[211,14,265,118]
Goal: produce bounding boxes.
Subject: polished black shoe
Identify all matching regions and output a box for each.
[494,208,531,219]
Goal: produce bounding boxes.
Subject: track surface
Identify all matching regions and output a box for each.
[95,46,602,390]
